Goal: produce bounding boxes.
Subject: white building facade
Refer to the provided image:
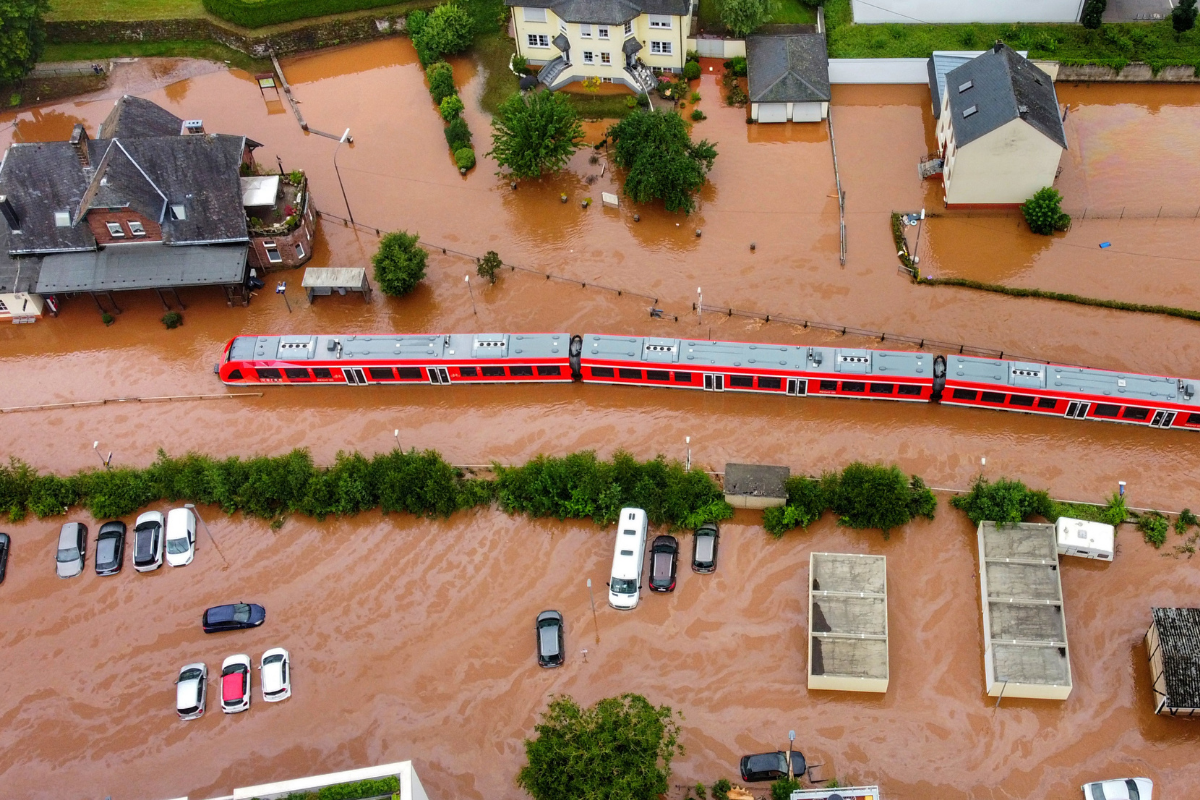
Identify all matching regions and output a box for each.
[852,0,1085,24]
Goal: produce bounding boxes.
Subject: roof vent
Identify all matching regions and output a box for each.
[182,119,204,134]
[962,105,978,118]
[1018,104,1029,114]
[958,80,973,92]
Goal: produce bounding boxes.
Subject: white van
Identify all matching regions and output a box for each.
[608,508,648,610]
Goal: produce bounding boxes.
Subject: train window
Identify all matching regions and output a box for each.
[646,370,670,381]
[256,368,281,380]
[284,368,311,380]
[591,367,615,378]
[819,380,837,392]
[368,368,395,380]
[897,385,922,396]
[1037,397,1058,409]
[396,367,422,379]
[729,375,754,388]
[870,383,894,394]
[1093,404,1121,418]
[673,372,694,383]
[1188,413,1200,425]
[841,382,866,393]
[537,365,562,376]
[981,392,1006,403]
[312,368,332,379]
[510,365,534,377]
[1122,406,1150,421]
[952,389,978,401]
[459,367,478,377]
[758,376,782,390]
[481,366,506,377]
[1009,395,1035,407]
[226,369,243,381]
[618,368,642,380]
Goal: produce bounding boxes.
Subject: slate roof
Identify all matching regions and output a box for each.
[944,42,1066,150]
[746,31,830,104]
[36,244,248,293]
[0,142,96,255]
[506,0,689,25]
[1152,607,1200,711]
[98,95,185,139]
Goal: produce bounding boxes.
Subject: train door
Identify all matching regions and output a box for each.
[1064,401,1090,419]
[703,374,724,392]
[1150,410,1177,428]
[427,367,451,385]
[343,367,368,385]
[787,379,807,396]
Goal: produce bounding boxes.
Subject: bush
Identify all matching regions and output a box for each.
[512,53,529,74]
[711,779,732,800]
[444,115,472,150]
[440,93,465,121]
[413,2,474,65]
[625,95,638,108]
[426,60,456,104]
[1177,508,1198,534]
[683,61,701,80]
[203,0,402,29]
[161,311,182,329]
[770,777,802,800]
[727,56,748,77]
[691,109,706,121]
[316,776,400,800]
[477,250,502,283]
[1138,511,1169,548]
[637,92,651,109]
[721,0,775,37]
[824,462,936,537]
[454,147,476,170]
[763,476,826,537]
[406,8,427,36]
[1081,0,1106,28]
[1021,187,1071,235]
[101,312,114,325]
[951,477,1054,525]
[372,230,427,296]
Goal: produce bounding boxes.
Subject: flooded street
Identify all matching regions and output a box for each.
[2,40,1200,799]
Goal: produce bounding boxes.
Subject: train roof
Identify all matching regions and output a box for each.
[950,355,1200,407]
[582,334,934,379]
[229,333,572,362]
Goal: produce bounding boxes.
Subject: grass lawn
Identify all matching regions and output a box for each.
[48,0,206,21]
[698,0,816,35]
[41,41,272,73]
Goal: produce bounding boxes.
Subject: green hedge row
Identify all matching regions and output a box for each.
[950,475,1129,527]
[890,212,917,277]
[202,0,409,29]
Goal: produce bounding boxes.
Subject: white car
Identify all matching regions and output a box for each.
[1082,778,1153,800]
[260,648,292,702]
[132,511,164,572]
[175,662,207,720]
[220,654,251,714]
[165,508,196,567]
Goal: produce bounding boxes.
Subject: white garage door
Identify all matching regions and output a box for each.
[758,103,787,123]
[791,102,823,122]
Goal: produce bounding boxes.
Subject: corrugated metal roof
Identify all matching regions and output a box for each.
[35,243,248,292]
[1153,607,1200,711]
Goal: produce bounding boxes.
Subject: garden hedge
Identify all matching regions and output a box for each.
[203,0,408,29]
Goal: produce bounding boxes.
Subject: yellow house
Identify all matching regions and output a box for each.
[506,0,692,93]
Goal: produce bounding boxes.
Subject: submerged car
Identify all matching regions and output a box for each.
[1082,778,1153,800]
[740,750,805,783]
[164,507,196,567]
[95,521,126,576]
[55,522,87,579]
[260,648,292,702]
[132,511,164,572]
[0,532,9,584]
[220,654,251,714]
[648,535,678,593]
[691,522,720,573]
[535,610,565,668]
[175,662,207,720]
[202,603,266,633]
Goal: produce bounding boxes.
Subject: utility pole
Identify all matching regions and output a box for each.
[465,275,477,316]
[185,503,229,568]
[333,128,355,225]
[586,578,600,643]
[92,441,112,469]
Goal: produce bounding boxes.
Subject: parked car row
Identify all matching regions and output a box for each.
[51,508,198,579]
[176,648,291,719]
[607,508,721,610]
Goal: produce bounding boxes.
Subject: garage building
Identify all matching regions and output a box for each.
[747,28,830,123]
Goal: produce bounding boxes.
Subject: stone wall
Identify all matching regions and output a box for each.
[1056,63,1200,83]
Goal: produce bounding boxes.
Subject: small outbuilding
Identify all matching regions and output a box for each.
[723,463,788,509]
[1145,607,1200,717]
[746,28,830,123]
[302,267,372,304]
[808,552,889,693]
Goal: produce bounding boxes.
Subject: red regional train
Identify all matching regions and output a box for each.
[218,332,1200,432]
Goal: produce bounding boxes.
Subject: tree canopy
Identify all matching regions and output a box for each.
[606,110,717,214]
[516,693,682,800]
[372,231,428,297]
[0,0,50,85]
[720,0,775,38]
[413,2,474,65]
[488,90,583,179]
[1020,187,1071,235]
[1173,0,1198,32]
[1080,0,1106,29]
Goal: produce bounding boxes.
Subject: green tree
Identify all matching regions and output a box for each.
[413,2,474,65]
[0,0,50,85]
[607,110,717,214]
[1174,0,1198,32]
[516,693,682,800]
[720,0,775,36]
[1080,0,1106,28]
[823,462,936,537]
[488,90,583,179]
[1021,187,1071,235]
[951,476,1054,525]
[372,231,427,297]
[477,250,502,283]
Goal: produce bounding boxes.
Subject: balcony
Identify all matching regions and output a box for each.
[243,171,309,236]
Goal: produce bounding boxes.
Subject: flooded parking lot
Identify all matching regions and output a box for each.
[2,39,1200,799]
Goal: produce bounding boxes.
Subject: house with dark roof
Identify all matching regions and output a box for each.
[0,95,316,317]
[507,0,691,93]
[932,42,1067,207]
[1146,607,1200,717]
[746,28,830,123]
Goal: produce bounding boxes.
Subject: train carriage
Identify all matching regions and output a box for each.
[941,355,1200,431]
[219,332,578,386]
[577,334,938,401]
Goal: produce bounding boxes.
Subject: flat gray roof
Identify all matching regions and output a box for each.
[229,332,572,363]
[809,553,888,682]
[724,463,789,499]
[36,244,247,293]
[301,267,367,289]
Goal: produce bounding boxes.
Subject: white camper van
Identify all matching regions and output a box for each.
[608,508,648,610]
[1056,517,1115,561]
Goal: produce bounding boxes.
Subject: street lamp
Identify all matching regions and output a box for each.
[586,578,600,643]
[685,436,691,472]
[787,730,797,778]
[333,128,355,226]
[92,441,112,469]
[393,429,401,452]
[465,274,477,316]
[185,503,229,568]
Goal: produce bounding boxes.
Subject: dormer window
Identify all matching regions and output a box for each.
[170,203,187,220]
[106,221,125,238]
[54,211,70,227]
[128,220,146,237]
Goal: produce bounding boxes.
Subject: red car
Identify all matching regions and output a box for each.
[221,654,251,714]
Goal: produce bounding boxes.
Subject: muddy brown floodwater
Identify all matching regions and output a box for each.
[1,41,1200,799]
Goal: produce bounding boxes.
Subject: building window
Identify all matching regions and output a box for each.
[598,26,610,39]
[581,23,592,37]
[54,211,70,227]
[649,14,672,28]
[128,221,146,237]
[528,33,549,48]
[559,20,567,34]
[602,77,613,83]
[105,221,125,238]
[294,242,305,259]
[624,21,633,36]
[583,50,594,64]
[264,240,283,264]
[523,7,546,22]
[651,40,672,55]
[601,52,611,64]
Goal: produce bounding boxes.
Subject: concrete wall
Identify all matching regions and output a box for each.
[229,760,423,800]
[851,0,1084,24]
[688,37,745,59]
[828,58,929,84]
[1057,62,1200,83]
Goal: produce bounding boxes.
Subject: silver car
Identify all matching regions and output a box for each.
[55,523,87,579]
[175,662,207,720]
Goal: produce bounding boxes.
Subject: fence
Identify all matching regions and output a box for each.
[828,57,930,84]
[827,111,847,265]
[936,205,1200,222]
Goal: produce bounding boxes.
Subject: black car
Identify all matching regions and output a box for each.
[95,521,126,576]
[649,535,678,592]
[692,522,720,573]
[202,603,266,633]
[740,750,805,783]
[536,610,565,668]
[0,532,9,584]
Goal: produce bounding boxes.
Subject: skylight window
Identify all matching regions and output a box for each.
[128,221,146,237]
[106,221,125,238]
[54,211,70,227]
[962,105,978,118]
[958,80,973,92]
[170,203,187,220]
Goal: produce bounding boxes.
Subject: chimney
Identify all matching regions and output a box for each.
[993,40,1003,54]
[181,119,205,135]
[69,124,90,167]
[0,195,20,231]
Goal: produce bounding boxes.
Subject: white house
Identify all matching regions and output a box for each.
[746,30,830,123]
[933,42,1067,208]
[852,0,1085,23]
[506,0,691,93]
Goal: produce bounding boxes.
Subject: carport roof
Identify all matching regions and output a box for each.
[747,30,830,104]
[35,243,248,293]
